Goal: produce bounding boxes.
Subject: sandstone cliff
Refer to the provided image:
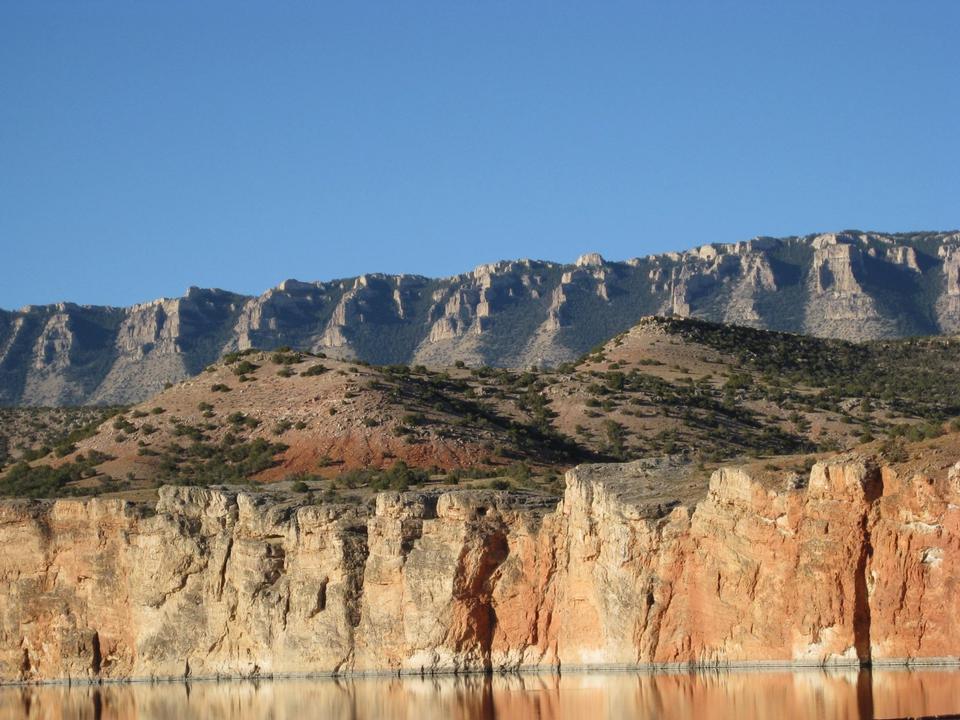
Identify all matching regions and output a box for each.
[2,447,959,683]
[2,231,959,405]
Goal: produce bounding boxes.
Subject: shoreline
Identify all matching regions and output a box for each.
[4,656,960,688]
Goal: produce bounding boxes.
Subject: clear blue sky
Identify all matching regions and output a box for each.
[1,2,958,309]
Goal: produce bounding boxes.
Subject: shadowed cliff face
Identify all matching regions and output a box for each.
[1,450,959,683]
[2,231,959,405]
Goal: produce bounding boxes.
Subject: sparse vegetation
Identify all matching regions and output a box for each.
[0,450,116,498]
[5,316,960,500]
[0,406,124,471]
[155,436,289,486]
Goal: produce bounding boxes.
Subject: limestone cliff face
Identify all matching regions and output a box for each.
[804,234,895,339]
[2,230,959,405]
[2,452,959,683]
[938,240,960,334]
[0,289,246,406]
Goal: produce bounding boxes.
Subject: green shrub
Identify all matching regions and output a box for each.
[508,462,531,482]
[605,371,625,391]
[0,449,116,498]
[112,417,136,433]
[232,360,259,376]
[603,419,627,460]
[21,446,51,462]
[880,438,909,463]
[271,351,304,365]
[227,412,260,429]
[54,442,77,458]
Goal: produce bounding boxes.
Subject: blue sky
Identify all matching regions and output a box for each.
[1,2,958,309]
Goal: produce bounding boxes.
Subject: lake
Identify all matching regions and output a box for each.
[0,667,958,719]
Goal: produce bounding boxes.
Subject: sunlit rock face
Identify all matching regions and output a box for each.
[1,449,959,683]
[3,231,960,405]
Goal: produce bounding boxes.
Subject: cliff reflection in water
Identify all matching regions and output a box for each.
[1,668,958,720]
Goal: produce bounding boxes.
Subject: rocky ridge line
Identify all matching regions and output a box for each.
[2,230,960,405]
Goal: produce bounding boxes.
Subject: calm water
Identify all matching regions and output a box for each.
[0,668,958,720]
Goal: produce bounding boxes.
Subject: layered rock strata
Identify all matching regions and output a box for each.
[1,453,959,683]
[3,231,960,405]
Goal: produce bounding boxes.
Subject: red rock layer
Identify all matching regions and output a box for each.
[0,453,958,683]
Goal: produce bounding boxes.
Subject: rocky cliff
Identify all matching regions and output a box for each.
[2,230,959,405]
[2,447,959,683]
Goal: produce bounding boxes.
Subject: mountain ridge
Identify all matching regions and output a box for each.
[3,229,960,405]
[6,228,956,314]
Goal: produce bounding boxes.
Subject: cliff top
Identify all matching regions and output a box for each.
[7,229,959,314]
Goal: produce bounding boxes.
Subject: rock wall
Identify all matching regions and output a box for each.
[1,453,959,683]
[3,231,960,405]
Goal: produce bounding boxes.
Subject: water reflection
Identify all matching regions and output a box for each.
[0,668,957,720]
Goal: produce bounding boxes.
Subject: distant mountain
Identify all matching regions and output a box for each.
[2,230,959,406]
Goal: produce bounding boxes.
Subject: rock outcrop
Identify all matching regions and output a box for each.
[2,450,959,683]
[2,231,960,405]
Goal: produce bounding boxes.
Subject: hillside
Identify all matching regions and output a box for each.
[0,349,583,500]
[0,405,122,468]
[4,317,960,500]
[2,229,959,406]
